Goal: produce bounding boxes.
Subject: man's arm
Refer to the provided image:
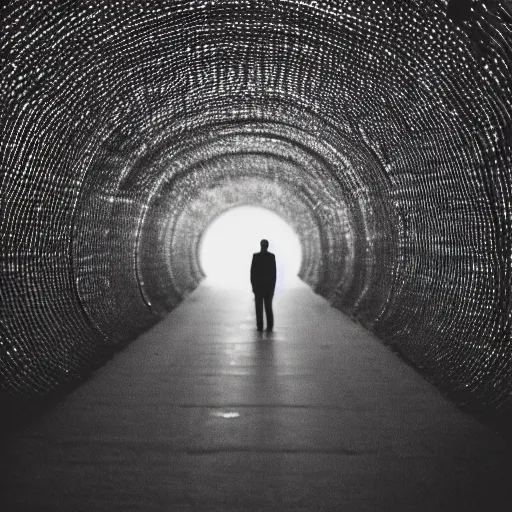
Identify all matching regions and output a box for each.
[271,254,276,293]
[250,254,256,292]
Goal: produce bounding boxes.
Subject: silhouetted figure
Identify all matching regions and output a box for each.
[250,239,276,332]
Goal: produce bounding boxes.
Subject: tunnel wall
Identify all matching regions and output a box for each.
[1,1,511,424]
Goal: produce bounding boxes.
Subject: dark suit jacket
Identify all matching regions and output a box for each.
[250,251,276,295]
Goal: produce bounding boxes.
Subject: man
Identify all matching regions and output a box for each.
[250,239,276,332]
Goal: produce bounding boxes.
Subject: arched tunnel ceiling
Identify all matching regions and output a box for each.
[1,1,511,422]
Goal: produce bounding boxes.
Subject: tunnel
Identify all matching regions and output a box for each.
[1,0,512,437]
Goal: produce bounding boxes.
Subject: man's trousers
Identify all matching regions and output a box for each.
[254,293,274,331]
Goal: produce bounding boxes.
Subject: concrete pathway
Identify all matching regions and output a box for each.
[1,279,511,511]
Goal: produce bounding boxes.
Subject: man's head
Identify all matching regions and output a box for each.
[260,239,269,252]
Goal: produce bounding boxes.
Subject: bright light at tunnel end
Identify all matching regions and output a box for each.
[199,206,302,290]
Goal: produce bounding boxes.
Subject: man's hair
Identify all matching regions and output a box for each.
[260,239,269,249]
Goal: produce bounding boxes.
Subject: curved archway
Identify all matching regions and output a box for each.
[1,1,511,420]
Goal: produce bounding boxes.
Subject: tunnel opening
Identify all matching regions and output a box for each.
[198,205,303,290]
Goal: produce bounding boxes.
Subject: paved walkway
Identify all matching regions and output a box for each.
[1,279,511,511]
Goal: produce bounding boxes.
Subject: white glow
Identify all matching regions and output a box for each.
[199,206,302,290]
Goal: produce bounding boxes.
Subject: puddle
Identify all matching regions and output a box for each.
[211,411,240,419]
